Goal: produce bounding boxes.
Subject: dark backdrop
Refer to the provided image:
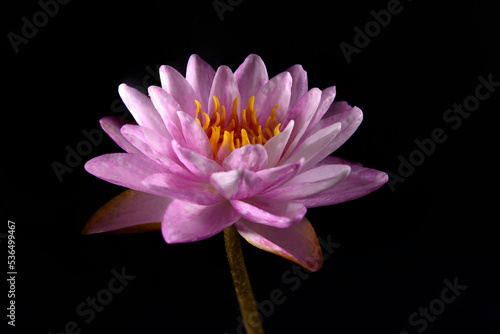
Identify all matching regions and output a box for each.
[2,0,499,333]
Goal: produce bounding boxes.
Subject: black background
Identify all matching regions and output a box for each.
[2,0,499,333]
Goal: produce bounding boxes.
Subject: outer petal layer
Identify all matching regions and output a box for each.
[235,217,323,271]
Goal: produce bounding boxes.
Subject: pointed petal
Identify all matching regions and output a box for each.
[148,86,186,145]
[208,65,241,115]
[264,120,294,168]
[261,164,351,201]
[256,159,303,191]
[234,54,269,104]
[230,197,306,228]
[85,153,165,192]
[210,169,264,200]
[235,217,323,271]
[162,199,240,243]
[99,116,141,154]
[222,144,268,171]
[142,173,222,205]
[172,140,223,182]
[159,65,197,117]
[118,84,167,136]
[186,54,216,111]
[82,189,171,234]
[120,124,196,181]
[176,111,213,159]
[304,86,337,137]
[286,64,308,110]
[297,156,388,208]
[254,71,292,123]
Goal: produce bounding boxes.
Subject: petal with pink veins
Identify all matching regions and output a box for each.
[222,144,268,171]
[264,120,294,168]
[210,169,264,200]
[84,153,165,192]
[99,116,141,154]
[148,86,186,146]
[186,54,216,111]
[142,173,222,205]
[286,64,308,110]
[297,156,388,208]
[256,158,303,191]
[172,140,223,182]
[230,197,306,228]
[235,217,323,271]
[176,111,213,159]
[304,86,337,136]
[254,71,292,124]
[162,199,240,243]
[260,164,351,201]
[234,54,269,105]
[159,65,198,117]
[118,84,168,136]
[208,66,241,116]
[82,189,171,234]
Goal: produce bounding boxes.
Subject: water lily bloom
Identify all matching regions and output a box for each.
[84,54,388,271]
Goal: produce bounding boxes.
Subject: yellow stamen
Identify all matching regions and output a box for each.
[241,129,250,146]
[273,123,281,136]
[201,112,210,130]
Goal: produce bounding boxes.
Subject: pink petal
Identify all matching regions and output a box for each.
[99,116,141,154]
[208,66,241,116]
[260,164,351,201]
[120,124,196,181]
[118,84,167,136]
[254,71,292,124]
[304,86,337,136]
[256,159,303,191]
[186,54,216,112]
[230,197,306,228]
[82,189,171,234]
[222,144,268,171]
[303,105,363,170]
[176,111,213,159]
[142,173,222,205]
[210,169,264,200]
[281,88,322,161]
[172,140,223,182]
[159,65,198,117]
[148,86,186,146]
[235,217,323,271]
[234,54,269,105]
[286,64,308,110]
[84,153,165,193]
[264,120,294,168]
[280,122,342,168]
[297,156,388,208]
[162,199,240,243]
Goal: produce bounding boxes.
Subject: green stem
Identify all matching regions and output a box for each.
[224,225,264,334]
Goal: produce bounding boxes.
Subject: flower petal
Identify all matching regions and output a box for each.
[260,164,351,201]
[186,54,216,111]
[176,111,213,159]
[85,153,165,192]
[264,120,294,168]
[222,144,268,171]
[256,159,303,191]
[159,65,198,117]
[118,84,167,136]
[230,197,306,228]
[234,54,269,105]
[304,86,337,137]
[286,64,308,110]
[172,140,223,182]
[82,189,171,234]
[148,86,186,146]
[162,199,240,243]
[99,116,141,154]
[142,173,222,205]
[235,217,323,271]
[210,169,264,200]
[120,124,196,181]
[208,65,240,116]
[254,71,292,124]
[297,156,388,208]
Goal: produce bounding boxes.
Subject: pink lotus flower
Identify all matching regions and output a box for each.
[84,54,388,271]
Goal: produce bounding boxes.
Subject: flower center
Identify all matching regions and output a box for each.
[195,96,281,160]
